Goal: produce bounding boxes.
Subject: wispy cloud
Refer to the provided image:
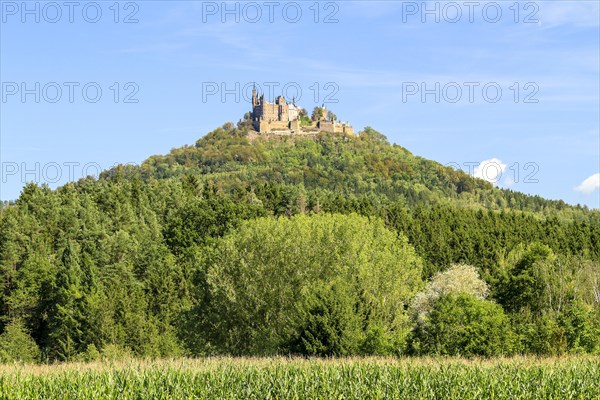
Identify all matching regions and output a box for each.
[117,42,189,55]
[538,1,600,29]
[340,1,406,20]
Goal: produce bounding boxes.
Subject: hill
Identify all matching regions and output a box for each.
[0,122,598,361]
[108,123,587,215]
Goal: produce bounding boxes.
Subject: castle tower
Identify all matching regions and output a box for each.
[252,84,258,107]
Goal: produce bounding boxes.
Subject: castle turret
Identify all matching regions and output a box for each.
[252,84,258,107]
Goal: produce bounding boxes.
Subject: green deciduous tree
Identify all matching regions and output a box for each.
[192,214,423,355]
[498,243,555,313]
[311,107,325,121]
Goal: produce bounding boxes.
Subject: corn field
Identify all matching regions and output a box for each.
[0,356,598,399]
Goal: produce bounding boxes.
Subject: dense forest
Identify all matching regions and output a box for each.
[1,122,598,362]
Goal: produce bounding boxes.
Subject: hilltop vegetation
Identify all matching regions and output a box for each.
[131,123,584,215]
[0,123,598,362]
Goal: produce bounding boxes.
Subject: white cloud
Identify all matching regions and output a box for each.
[575,173,600,195]
[472,158,507,184]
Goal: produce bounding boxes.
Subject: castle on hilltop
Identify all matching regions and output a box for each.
[250,85,354,135]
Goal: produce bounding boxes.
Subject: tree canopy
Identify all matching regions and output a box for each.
[0,124,598,361]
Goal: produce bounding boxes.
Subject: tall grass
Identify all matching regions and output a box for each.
[0,356,598,399]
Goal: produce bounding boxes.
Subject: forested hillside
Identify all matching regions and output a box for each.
[1,123,598,362]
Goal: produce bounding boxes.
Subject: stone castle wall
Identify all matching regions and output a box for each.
[317,120,354,135]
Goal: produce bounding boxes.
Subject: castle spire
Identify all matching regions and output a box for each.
[252,83,258,107]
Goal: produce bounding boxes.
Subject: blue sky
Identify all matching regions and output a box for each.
[1,0,599,208]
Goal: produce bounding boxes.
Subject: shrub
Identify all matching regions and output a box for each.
[410,293,518,357]
[0,321,41,363]
[410,264,489,324]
